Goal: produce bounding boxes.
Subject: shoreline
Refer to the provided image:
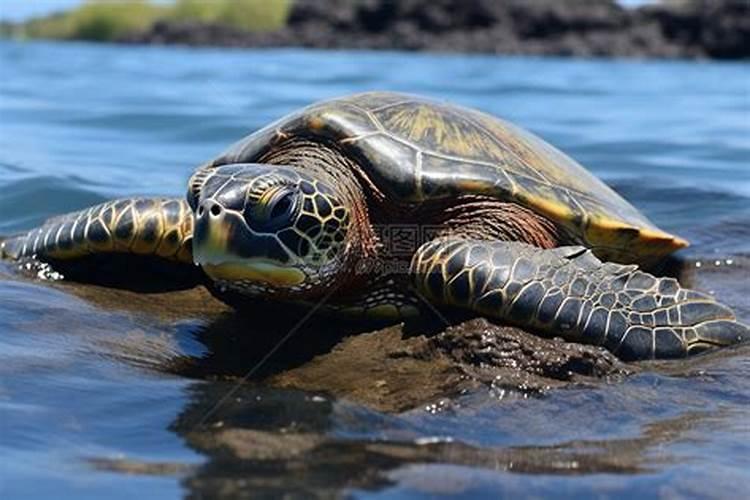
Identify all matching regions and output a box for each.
[2,0,748,60]
[118,0,749,60]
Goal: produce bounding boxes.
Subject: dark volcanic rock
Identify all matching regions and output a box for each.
[117,0,749,59]
[267,317,631,412]
[640,0,750,58]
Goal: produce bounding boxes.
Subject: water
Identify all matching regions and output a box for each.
[1,40,749,498]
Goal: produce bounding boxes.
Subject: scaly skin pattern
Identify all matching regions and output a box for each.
[188,164,355,299]
[411,238,750,360]
[0,198,193,263]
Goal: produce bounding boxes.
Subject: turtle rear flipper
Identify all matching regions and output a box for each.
[411,238,750,361]
[1,198,201,290]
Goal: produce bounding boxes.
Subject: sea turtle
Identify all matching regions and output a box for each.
[2,92,747,360]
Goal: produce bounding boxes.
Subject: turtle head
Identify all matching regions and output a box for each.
[188,164,352,298]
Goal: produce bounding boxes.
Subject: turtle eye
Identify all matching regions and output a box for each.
[269,191,295,222]
[246,187,299,231]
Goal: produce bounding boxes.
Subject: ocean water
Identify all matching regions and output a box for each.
[0,40,749,498]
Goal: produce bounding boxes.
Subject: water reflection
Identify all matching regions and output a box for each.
[91,380,730,497]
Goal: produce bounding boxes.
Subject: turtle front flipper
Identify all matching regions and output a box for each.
[1,198,194,280]
[411,238,750,361]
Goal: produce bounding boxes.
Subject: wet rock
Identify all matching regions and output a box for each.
[266,321,468,413]
[429,318,630,383]
[117,0,750,59]
[268,317,631,412]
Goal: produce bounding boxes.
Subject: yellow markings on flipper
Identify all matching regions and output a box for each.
[4,198,193,263]
[175,240,194,263]
[158,200,194,263]
[156,228,185,258]
[125,199,193,261]
[43,214,87,259]
[203,260,306,287]
[130,201,165,255]
[112,203,137,250]
[86,212,116,253]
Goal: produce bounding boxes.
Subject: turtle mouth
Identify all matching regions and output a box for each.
[201,259,306,287]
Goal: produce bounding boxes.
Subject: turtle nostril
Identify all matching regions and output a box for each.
[197,201,222,218]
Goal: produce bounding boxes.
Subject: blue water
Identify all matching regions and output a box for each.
[1,40,749,498]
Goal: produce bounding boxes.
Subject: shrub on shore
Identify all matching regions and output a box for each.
[172,0,291,32]
[10,0,292,41]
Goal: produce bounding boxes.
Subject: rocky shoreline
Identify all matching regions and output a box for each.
[118,0,750,59]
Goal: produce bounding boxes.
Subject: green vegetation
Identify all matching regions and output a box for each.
[7,0,292,42]
[171,0,291,32]
[22,1,168,41]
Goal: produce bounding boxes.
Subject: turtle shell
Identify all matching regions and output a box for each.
[206,92,687,264]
